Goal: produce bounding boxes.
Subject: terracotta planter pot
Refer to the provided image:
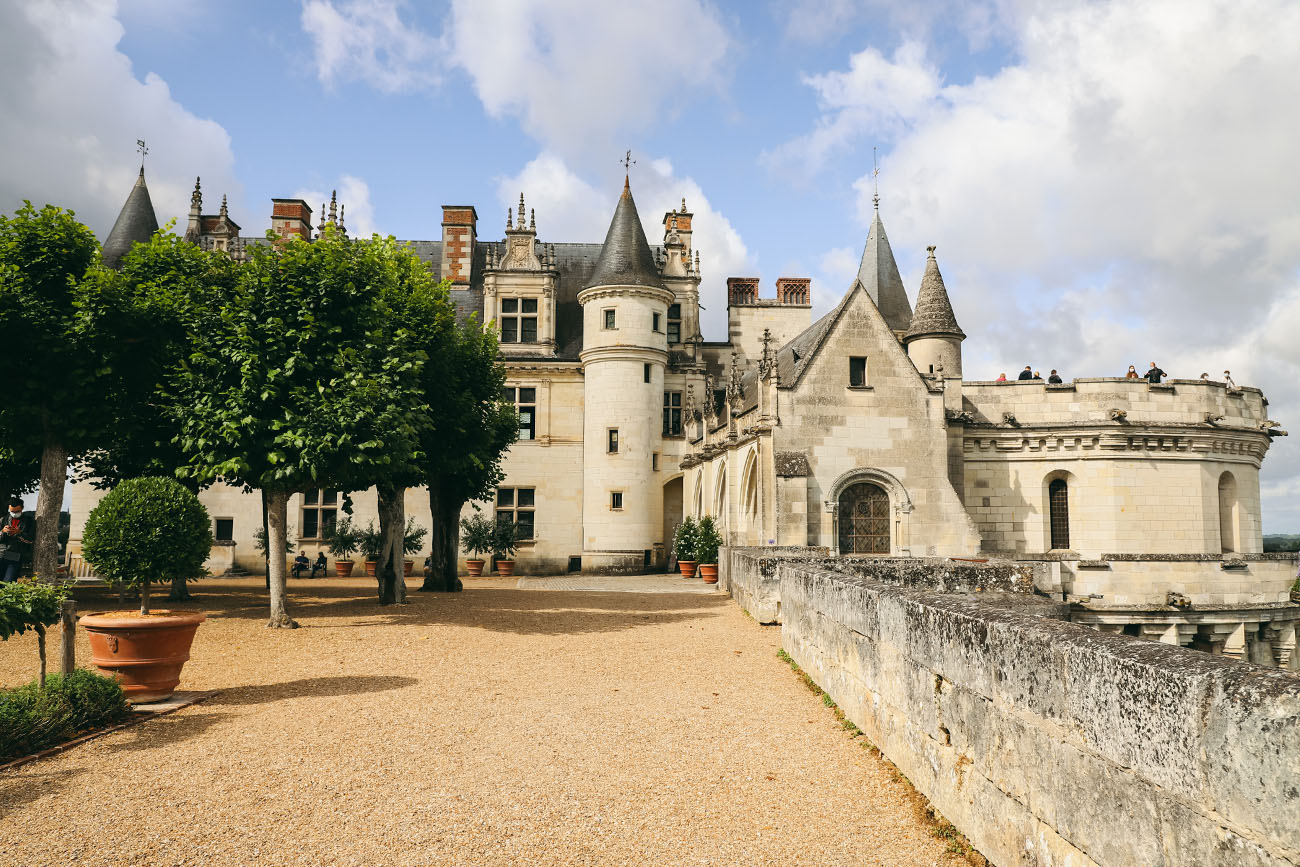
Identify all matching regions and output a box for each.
[698,564,719,584]
[466,559,485,577]
[334,560,355,577]
[496,560,516,577]
[403,560,414,576]
[678,560,697,579]
[364,560,377,577]
[80,610,206,704]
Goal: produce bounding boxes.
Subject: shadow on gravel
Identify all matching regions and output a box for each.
[207,675,419,706]
[104,710,232,754]
[0,767,86,814]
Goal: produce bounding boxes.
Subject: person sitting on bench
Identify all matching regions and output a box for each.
[291,550,310,579]
[310,552,327,578]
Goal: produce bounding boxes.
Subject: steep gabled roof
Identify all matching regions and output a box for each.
[905,246,964,340]
[856,207,911,333]
[585,178,664,290]
[102,167,159,269]
[773,285,859,387]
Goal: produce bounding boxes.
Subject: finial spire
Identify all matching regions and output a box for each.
[871,145,880,211]
[682,197,687,212]
[529,208,535,231]
[329,190,337,223]
[517,193,525,229]
[136,138,148,169]
[219,194,228,218]
[319,203,326,236]
[339,203,346,235]
[927,244,936,258]
[190,177,202,208]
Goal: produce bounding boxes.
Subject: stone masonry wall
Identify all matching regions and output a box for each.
[769,559,1300,866]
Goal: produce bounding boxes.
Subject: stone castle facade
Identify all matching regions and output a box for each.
[69,170,1299,668]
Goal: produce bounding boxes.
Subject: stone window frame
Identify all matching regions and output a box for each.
[496,486,535,541]
[603,308,617,330]
[610,491,624,511]
[213,517,234,542]
[663,390,683,437]
[607,428,619,454]
[848,356,869,388]
[504,385,537,441]
[300,489,340,541]
[652,311,663,333]
[499,297,539,344]
[825,467,913,557]
[666,303,682,344]
[1042,469,1077,553]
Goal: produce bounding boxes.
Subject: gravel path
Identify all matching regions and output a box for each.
[1,577,954,866]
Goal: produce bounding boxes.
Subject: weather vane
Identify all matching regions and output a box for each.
[137,139,148,167]
[621,149,636,176]
[871,145,880,210]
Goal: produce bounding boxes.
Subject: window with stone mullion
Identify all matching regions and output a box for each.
[500,297,538,344]
[504,386,537,440]
[496,487,535,540]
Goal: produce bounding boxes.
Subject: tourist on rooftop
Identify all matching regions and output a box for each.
[1018,366,1033,380]
[1048,370,1063,384]
[1126,365,1139,379]
[1224,370,1237,389]
[1200,372,1210,381]
[1032,370,1043,380]
[1145,362,1167,384]
[996,372,1008,382]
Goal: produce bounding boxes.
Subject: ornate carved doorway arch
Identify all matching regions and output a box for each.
[838,482,890,554]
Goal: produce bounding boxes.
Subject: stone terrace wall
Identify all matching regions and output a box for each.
[776,562,1300,866]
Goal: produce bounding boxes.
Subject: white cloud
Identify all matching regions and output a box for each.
[0,0,240,238]
[778,0,1020,49]
[496,152,754,339]
[781,0,1300,528]
[292,175,378,238]
[300,0,440,92]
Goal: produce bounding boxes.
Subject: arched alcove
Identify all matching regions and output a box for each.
[1218,471,1239,553]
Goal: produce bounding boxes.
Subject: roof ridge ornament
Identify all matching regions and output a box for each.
[871,145,881,212]
[136,138,148,170]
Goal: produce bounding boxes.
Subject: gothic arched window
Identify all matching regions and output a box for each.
[1048,479,1070,550]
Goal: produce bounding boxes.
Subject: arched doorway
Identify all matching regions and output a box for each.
[837,482,890,554]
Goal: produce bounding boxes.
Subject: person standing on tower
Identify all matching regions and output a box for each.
[1145,362,1167,384]
[1018,365,1033,380]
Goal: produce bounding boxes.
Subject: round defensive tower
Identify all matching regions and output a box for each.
[578,178,675,573]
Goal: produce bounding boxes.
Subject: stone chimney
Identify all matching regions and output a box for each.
[441,205,477,285]
[727,276,759,306]
[775,277,811,305]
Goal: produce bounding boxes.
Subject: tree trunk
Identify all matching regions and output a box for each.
[139,578,151,616]
[168,574,193,601]
[420,484,462,592]
[261,490,270,591]
[59,599,75,675]
[33,439,67,579]
[36,624,47,689]
[375,483,406,605]
[265,489,297,628]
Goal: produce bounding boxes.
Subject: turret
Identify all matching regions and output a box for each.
[904,246,965,379]
[102,167,159,269]
[578,177,676,573]
[856,200,912,336]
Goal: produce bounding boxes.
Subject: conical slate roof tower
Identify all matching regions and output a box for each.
[855,204,912,333]
[102,167,159,269]
[586,178,664,290]
[906,246,964,340]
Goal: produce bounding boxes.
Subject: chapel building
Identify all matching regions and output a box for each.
[68,169,1300,667]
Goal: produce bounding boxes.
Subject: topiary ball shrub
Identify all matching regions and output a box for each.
[82,476,213,615]
[0,669,130,762]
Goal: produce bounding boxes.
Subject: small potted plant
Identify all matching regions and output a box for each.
[493,518,519,577]
[403,517,428,576]
[674,517,699,578]
[79,476,213,703]
[460,513,495,577]
[326,518,362,576]
[359,522,384,576]
[695,515,723,584]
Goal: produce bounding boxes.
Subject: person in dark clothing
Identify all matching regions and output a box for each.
[310,552,327,578]
[1032,370,1043,380]
[1145,362,1167,384]
[1047,369,1063,384]
[291,550,310,579]
[1,498,35,583]
[1017,366,1034,380]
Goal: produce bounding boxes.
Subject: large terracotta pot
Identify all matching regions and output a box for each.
[364,560,377,577]
[678,560,697,579]
[403,560,414,576]
[335,560,355,577]
[698,564,718,584]
[496,560,516,577]
[466,559,485,577]
[80,611,206,703]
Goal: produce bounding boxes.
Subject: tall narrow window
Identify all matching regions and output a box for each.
[663,391,683,436]
[496,487,535,540]
[667,303,682,344]
[849,356,867,387]
[653,312,662,332]
[611,491,623,510]
[607,429,619,453]
[644,363,651,383]
[1218,472,1238,553]
[713,388,727,417]
[301,489,339,540]
[1048,479,1070,550]
[504,386,536,440]
[603,308,616,329]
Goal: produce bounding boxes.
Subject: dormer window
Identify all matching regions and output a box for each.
[667,304,681,344]
[500,298,537,343]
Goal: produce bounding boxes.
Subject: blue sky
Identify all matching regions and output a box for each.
[4,0,1300,531]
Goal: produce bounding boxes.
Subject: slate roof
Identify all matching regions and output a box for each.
[586,179,665,291]
[856,207,912,333]
[905,248,964,340]
[102,168,159,269]
[773,288,857,387]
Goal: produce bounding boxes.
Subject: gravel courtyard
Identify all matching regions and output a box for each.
[0,577,956,866]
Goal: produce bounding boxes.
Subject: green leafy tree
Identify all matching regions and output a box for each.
[0,580,70,688]
[493,518,519,560]
[81,476,213,616]
[169,229,425,626]
[325,517,362,560]
[673,517,699,562]
[459,513,495,560]
[695,515,723,566]
[0,203,101,577]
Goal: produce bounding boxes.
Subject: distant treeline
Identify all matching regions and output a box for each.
[1263,535,1300,553]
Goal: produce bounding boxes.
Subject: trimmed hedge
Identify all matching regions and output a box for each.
[0,669,131,762]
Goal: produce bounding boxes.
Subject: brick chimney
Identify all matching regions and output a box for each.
[441,205,477,285]
[727,276,759,306]
[270,199,313,242]
[775,277,811,305]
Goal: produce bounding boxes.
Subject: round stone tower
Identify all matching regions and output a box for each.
[578,178,675,573]
[904,246,965,379]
